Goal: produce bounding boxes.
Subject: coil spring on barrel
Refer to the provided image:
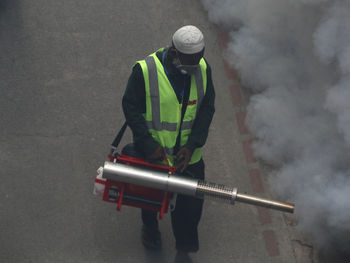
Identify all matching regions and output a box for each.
[196,181,234,202]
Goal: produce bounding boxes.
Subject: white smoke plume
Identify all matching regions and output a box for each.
[201,0,350,249]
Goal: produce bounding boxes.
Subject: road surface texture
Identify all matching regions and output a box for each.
[0,0,329,262]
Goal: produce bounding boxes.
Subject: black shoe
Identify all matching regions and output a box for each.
[141,225,162,250]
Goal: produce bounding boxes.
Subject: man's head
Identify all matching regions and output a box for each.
[170,25,205,75]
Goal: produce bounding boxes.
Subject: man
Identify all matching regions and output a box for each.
[122,25,215,254]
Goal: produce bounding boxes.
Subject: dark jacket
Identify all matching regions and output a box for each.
[122,48,215,157]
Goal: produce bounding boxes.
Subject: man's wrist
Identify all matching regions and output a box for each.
[183,143,196,154]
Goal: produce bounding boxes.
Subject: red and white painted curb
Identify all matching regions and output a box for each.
[217,31,280,257]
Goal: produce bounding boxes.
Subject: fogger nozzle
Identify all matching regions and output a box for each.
[102,162,294,213]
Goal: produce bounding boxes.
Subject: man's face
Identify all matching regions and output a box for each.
[177,49,204,65]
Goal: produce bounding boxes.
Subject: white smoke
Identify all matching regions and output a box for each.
[201,0,350,248]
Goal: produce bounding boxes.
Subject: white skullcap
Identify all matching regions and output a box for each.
[172,25,205,54]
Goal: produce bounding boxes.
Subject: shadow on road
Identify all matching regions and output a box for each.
[0,0,17,13]
[143,249,167,263]
[173,251,194,263]
[143,249,195,263]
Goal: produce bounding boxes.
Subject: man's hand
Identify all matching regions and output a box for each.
[174,147,192,173]
[147,146,166,161]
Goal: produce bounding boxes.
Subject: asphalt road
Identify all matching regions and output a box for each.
[0,1,315,262]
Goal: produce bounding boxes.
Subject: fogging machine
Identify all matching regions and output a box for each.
[94,123,294,218]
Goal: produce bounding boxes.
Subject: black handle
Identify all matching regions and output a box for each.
[111,121,128,149]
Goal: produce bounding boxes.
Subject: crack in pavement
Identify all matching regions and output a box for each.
[292,239,315,263]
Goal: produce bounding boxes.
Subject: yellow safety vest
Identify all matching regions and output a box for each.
[137,48,207,166]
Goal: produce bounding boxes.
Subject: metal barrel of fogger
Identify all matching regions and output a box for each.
[102,162,294,213]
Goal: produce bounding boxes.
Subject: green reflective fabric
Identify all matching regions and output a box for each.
[137,48,207,166]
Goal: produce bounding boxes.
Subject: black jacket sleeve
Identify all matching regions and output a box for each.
[122,63,160,157]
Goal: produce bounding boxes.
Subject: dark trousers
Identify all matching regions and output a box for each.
[142,159,205,252]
